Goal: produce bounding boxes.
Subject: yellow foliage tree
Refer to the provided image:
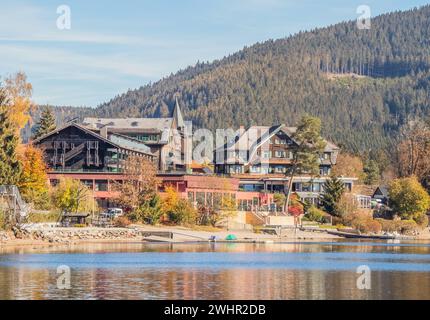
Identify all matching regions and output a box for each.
[161,185,197,225]
[162,185,180,214]
[3,72,34,134]
[389,176,430,222]
[18,145,50,209]
[52,177,97,214]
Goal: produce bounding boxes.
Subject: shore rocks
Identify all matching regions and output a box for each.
[0,231,15,242]
[21,227,142,243]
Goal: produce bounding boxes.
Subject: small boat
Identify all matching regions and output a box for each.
[326,230,396,240]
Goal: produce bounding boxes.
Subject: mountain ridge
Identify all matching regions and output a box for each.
[44,5,430,155]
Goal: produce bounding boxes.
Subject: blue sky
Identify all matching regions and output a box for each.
[0,0,429,107]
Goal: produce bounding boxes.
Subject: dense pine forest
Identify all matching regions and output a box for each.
[39,5,430,155]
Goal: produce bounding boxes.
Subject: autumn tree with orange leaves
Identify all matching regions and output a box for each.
[397,120,430,186]
[18,145,50,209]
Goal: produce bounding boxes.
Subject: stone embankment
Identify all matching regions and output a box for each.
[1,227,143,244]
[0,231,15,242]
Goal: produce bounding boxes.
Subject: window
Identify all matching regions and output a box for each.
[95,180,108,192]
[320,166,331,176]
[241,184,263,192]
[261,165,269,174]
[273,166,286,173]
[229,165,244,174]
[292,183,301,192]
[188,192,195,203]
[275,150,286,158]
[206,193,213,206]
[250,166,261,173]
[82,180,93,189]
[196,192,205,206]
[312,183,321,192]
[213,193,222,210]
[302,183,311,192]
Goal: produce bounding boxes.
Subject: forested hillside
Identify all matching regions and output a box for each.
[54,5,430,154]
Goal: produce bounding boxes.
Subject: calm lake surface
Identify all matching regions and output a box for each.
[0,241,429,300]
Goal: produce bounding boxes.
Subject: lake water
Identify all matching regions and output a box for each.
[0,241,429,300]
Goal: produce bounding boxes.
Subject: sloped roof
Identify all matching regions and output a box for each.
[32,123,155,157]
[373,185,389,197]
[216,124,339,153]
[83,117,173,131]
[82,117,174,144]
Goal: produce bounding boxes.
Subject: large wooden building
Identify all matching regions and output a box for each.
[213,124,355,205]
[33,106,359,211]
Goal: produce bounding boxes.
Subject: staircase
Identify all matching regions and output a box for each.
[63,143,86,163]
[251,210,266,224]
[0,185,29,226]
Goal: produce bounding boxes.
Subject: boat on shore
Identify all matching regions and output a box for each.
[325,230,415,240]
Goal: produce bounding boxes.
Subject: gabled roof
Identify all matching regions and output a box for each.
[373,186,389,197]
[32,123,155,157]
[215,124,339,166]
[216,124,339,153]
[215,125,283,153]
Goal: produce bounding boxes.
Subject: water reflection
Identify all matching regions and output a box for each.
[0,241,429,300]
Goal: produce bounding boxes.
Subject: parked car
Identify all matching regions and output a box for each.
[106,208,123,218]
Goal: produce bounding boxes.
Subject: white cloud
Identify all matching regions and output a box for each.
[0,2,172,46]
[0,44,165,78]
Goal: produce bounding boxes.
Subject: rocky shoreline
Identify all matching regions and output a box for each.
[1,227,143,245]
[2,224,427,248]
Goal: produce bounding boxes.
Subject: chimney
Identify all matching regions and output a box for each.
[100,126,108,138]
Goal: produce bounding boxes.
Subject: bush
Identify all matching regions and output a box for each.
[414,213,429,228]
[113,216,132,228]
[376,219,397,233]
[26,211,61,223]
[132,194,163,225]
[167,199,197,225]
[398,220,419,235]
[376,218,420,235]
[305,206,326,223]
[343,212,382,234]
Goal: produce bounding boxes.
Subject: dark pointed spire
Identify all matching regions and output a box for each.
[172,96,185,128]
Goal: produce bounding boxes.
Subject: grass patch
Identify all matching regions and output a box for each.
[26,211,61,223]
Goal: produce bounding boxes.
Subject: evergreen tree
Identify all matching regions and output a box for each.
[0,89,21,185]
[320,176,345,216]
[34,107,56,139]
[363,160,380,185]
[284,115,326,212]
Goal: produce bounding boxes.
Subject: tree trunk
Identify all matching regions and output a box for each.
[284,168,296,214]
